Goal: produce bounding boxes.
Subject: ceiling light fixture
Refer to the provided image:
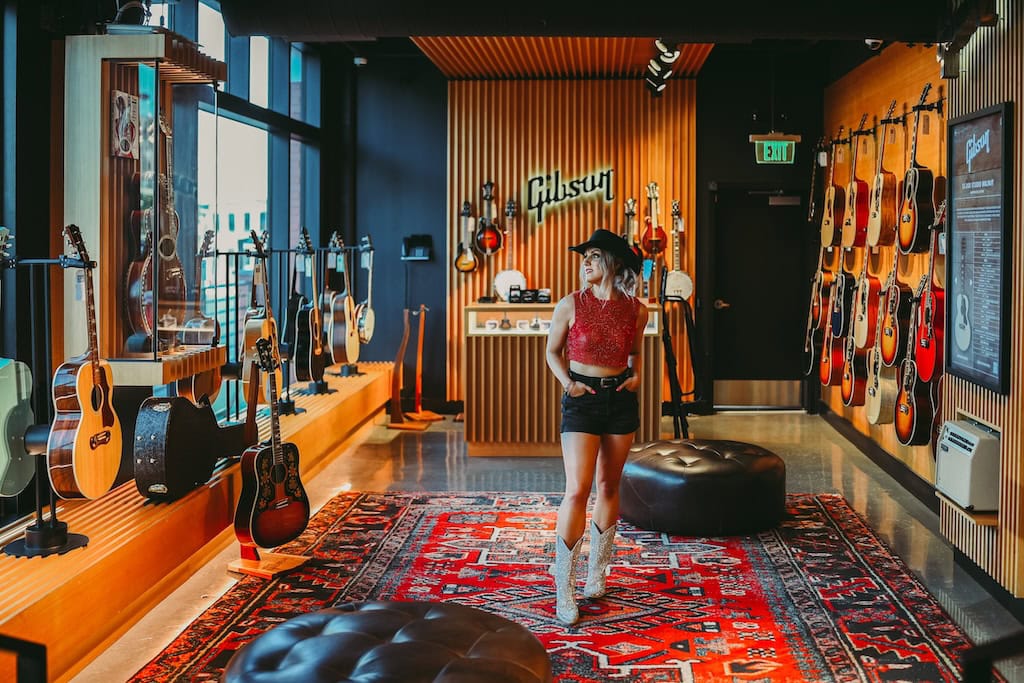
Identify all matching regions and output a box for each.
[646,38,679,98]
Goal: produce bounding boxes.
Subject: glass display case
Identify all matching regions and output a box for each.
[465,302,659,336]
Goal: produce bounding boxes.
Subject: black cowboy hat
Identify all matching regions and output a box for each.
[569,228,642,275]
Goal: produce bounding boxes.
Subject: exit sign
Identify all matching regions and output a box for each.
[749,133,801,165]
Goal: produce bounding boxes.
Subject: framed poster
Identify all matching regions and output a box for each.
[945,102,1012,394]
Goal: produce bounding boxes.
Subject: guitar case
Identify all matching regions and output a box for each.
[133,396,220,501]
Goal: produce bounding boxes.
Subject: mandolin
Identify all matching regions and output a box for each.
[177,230,222,405]
[641,182,667,258]
[866,100,900,247]
[354,235,376,344]
[494,199,527,301]
[453,201,478,273]
[327,233,359,364]
[240,231,283,404]
[840,114,870,248]
[819,127,846,247]
[292,228,327,383]
[474,182,503,255]
[898,83,936,254]
[47,225,123,500]
[913,201,946,383]
[234,337,310,549]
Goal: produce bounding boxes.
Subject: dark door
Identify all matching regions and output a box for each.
[709,187,807,408]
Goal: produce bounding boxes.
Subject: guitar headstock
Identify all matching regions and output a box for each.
[646,182,659,201]
[624,198,636,218]
[249,229,266,259]
[883,99,898,122]
[298,227,314,255]
[932,200,947,230]
[481,181,495,202]
[198,229,215,258]
[461,201,472,218]
[917,82,933,107]
[64,224,90,264]
[505,199,516,219]
[671,200,681,220]
[855,113,868,134]
[254,336,279,373]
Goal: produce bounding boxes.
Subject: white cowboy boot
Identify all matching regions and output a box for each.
[583,521,616,599]
[552,535,583,624]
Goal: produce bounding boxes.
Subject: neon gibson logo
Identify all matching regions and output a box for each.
[526,168,614,223]
[966,129,990,173]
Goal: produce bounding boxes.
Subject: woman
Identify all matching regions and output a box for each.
[545,228,647,625]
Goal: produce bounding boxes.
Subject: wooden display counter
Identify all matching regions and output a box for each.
[463,303,663,456]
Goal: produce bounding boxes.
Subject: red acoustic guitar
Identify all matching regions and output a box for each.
[913,201,946,383]
[840,114,870,248]
[234,337,310,549]
[897,83,936,254]
[47,225,123,500]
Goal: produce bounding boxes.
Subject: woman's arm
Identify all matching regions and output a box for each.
[619,303,649,392]
[546,294,591,397]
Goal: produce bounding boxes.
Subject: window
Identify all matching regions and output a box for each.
[198,2,226,63]
[249,37,269,108]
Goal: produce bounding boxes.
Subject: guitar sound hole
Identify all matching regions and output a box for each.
[91,385,105,412]
[271,462,287,484]
[158,235,178,260]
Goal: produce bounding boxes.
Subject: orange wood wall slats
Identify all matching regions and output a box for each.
[445,79,698,401]
[942,0,1024,595]
[820,44,945,484]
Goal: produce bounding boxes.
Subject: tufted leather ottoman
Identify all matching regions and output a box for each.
[221,600,552,683]
[619,439,786,536]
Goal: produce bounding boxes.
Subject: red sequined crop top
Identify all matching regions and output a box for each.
[566,289,640,368]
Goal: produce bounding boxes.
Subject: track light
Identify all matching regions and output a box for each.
[645,38,679,97]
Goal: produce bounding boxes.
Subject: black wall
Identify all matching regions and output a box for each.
[352,50,449,410]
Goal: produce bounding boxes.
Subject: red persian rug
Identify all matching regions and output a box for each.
[130,492,993,682]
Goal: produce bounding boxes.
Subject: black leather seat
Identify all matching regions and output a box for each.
[619,439,786,536]
[222,600,553,683]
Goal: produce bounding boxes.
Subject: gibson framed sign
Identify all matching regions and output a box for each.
[945,102,1013,394]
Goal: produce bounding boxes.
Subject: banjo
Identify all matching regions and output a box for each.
[662,200,694,300]
[494,199,526,301]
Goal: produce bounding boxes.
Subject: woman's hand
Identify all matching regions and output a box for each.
[565,380,594,398]
[617,375,641,393]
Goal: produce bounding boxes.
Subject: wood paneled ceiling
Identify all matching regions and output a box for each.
[411,37,714,79]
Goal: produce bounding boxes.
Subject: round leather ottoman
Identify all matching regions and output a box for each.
[222,600,553,683]
[619,439,786,536]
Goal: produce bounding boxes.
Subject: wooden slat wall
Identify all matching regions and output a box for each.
[446,79,698,401]
[942,0,1023,595]
[821,45,945,483]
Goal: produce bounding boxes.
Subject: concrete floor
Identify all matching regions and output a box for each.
[74,411,1024,682]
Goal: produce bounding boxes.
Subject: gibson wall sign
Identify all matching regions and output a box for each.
[526,168,614,223]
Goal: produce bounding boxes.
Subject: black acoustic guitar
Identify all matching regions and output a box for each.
[293,228,327,383]
[234,337,310,549]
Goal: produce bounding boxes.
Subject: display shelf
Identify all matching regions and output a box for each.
[107,344,226,386]
[936,491,999,527]
[465,302,659,336]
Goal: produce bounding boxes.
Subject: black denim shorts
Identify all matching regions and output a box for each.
[560,370,640,435]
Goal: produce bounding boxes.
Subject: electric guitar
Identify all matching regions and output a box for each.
[474,182,503,255]
[663,200,694,300]
[0,229,36,498]
[234,336,310,549]
[453,201,478,273]
[494,199,527,301]
[641,182,667,257]
[953,234,972,352]
[818,277,844,387]
[865,285,898,425]
[354,235,376,344]
[866,99,900,247]
[819,126,846,247]
[898,82,936,254]
[293,228,327,383]
[46,225,123,500]
[894,294,934,446]
[240,231,283,404]
[851,250,881,349]
[840,310,868,407]
[878,246,915,367]
[177,229,222,405]
[327,232,359,364]
[841,114,870,248]
[913,201,946,383]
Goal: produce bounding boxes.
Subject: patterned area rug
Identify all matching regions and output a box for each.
[131,492,990,682]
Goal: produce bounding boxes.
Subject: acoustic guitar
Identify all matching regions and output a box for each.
[47,225,123,500]
[819,126,846,247]
[878,246,915,367]
[474,182,503,255]
[894,291,934,446]
[641,182,667,258]
[292,228,327,383]
[328,233,359,364]
[818,277,844,387]
[177,229,222,405]
[453,201,478,273]
[0,229,36,498]
[234,337,310,549]
[850,250,881,350]
[840,114,870,248]
[840,312,868,407]
[803,247,833,376]
[494,199,527,301]
[866,99,900,247]
[663,200,694,300]
[913,201,946,383]
[354,235,376,344]
[865,285,898,425]
[828,262,856,341]
[898,83,936,254]
[240,230,283,404]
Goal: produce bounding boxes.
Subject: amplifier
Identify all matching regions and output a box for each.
[935,419,1000,512]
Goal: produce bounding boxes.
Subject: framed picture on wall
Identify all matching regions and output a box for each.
[945,102,1013,394]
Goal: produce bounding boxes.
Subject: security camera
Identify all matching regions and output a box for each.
[864,39,883,51]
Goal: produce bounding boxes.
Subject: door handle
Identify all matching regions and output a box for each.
[713,298,731,310]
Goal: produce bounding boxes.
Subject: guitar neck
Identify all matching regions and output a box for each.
[266,363,283,464]
[84,264,101,380]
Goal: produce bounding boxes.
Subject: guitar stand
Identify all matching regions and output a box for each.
[307,379,331,395]
[660,270,702,440]
[3,424,88,558]
[388,308,429,431]
[333,363,361,377]
[276,353,304,416]
[404,305,444,422]
[228,543,309,579]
